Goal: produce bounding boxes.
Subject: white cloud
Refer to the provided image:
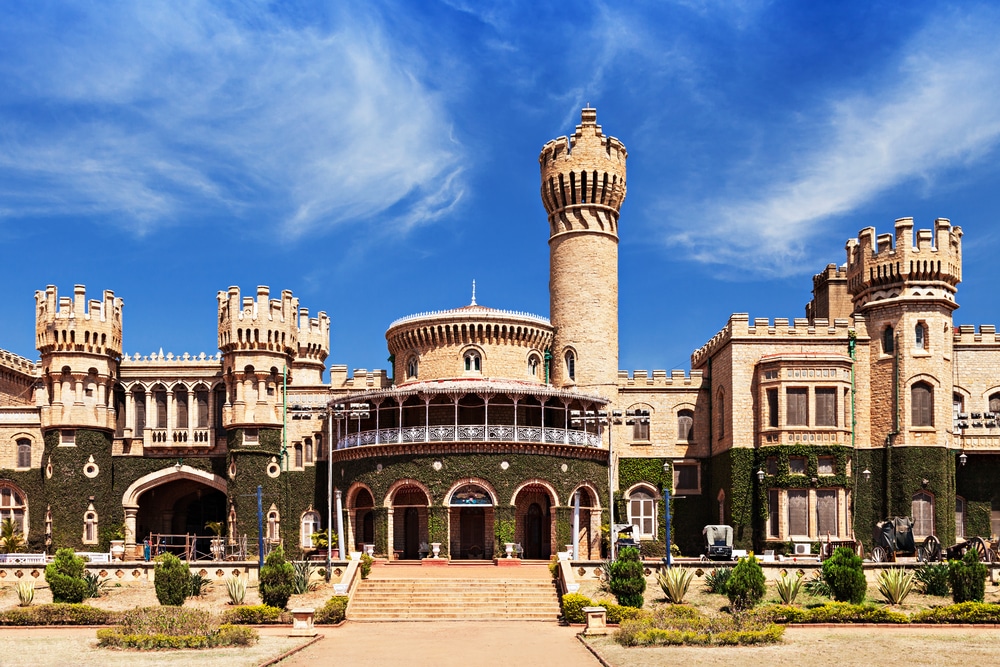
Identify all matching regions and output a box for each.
[664,7,1000,273]
[0,1,463,238]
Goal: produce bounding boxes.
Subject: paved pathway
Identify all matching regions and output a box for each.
[276,621,599,667]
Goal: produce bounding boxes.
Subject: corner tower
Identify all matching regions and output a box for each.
[540,107,626,398]
[34,285,123,432]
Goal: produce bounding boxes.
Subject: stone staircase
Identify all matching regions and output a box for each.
[347,577,562,621]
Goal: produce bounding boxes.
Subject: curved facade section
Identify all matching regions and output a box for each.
[386,304,553,385]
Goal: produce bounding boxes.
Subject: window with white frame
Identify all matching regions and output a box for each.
[565,350,576,381]
[406,357,418,380]
[915,322,928,350]
[818,456,836,475]
[528,354,540,378]
[300,510,321,549]
[677,409,694,441]
[464,350,482,373]
[0,483,27,537]
[627,487,656,539]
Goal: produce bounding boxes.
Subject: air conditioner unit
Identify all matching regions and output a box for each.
[792,542,812,556]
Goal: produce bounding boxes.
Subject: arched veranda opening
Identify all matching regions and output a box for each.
[135,478,226,559]
[449,483,494,559]
[390,484,430,560]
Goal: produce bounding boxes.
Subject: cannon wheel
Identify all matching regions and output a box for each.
[871,546,887,563]
[922,535,941,562]
[969,536,990,562]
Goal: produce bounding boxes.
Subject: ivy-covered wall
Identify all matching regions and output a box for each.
[339,451,608,557]
[615,457,672,557]
[710,448,755,550]
[955,453,999,539]
[886,446,955,546]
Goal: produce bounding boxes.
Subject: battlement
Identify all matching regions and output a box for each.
[953,324,1000,346]
[295,307,330,365]
[0,348,38,376]
[617,369,704,387]
[217,286,301,356]
[539,108,627,222]
[121,351,223,364]
[691,313,865,368]
[846,218,962,310]
[34,285,123,358]
[334,368,392,390]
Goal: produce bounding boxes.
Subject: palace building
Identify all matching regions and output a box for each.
[1,108,997,561]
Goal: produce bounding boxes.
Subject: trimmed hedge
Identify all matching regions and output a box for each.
[911,602,1000,624]
[559,592,649,624]
[753,603,909,624]
[97,624,257,649]
[219,604,288,625]
[0,603,120,626]
[97,606,258,650]
[315,596,349,624]
[615,606,784,647]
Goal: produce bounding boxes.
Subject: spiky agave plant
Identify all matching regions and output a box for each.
[775,571,803,605]
[226,575,247,605]
[877,568,915,605]
[15,580,35,607]
[657,566,695,604]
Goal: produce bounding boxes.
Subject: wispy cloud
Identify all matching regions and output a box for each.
[663,7,1000,274]
[0,1,463,238]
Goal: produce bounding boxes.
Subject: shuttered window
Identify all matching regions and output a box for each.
[677,410,694,441]
[16,439,31,468]
[155,390,167,428]
[766,389,778,427]
[787,490,808,536]
[815,388,837,426]
[134,393,146,437]
[196,390,209,428]
[786,388,808,426]
[789,457,807,475]
[767,489,779,537]
[912,491,934,536]
[816,490,838,536]
[818,456,835,475]
[911,382,934,427]
[176,389,188,429]
[674,464,699,493]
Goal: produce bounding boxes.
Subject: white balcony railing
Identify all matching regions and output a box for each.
[337,425,603,449]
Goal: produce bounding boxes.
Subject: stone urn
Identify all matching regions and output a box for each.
[109,540,126,561]
[431,542,441,558]
[210,537,225,561]
[504,543,515,558]
[364,544,375,557]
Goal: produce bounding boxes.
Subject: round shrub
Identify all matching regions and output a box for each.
[259,546,295,610]
[821,546,867,604]
[44,548,88,604]
[726,554,766,611]
[609,546,646,608]
[154,553,191,606]
[949,548,987,603]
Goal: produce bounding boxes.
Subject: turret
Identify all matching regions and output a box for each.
[34,285,123,433]
[540,107,626,397]
[293,306,330,386]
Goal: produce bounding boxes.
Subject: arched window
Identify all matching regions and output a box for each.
[565,351,576,381]
[175,387,189,429]
[911,382,934,427]
[954,393,965,420]
[300,510,322,549]
[0,483,27,538]
[16,438,31,468]
[195,387,210,428]
[677,410,694,441]
[154,386,167,429]
[464,350,481,373]
[912,491,934,537]
[83,508,98,545]
[717,390,726,440]
[294,443,303,468]
[406,357,418,380]
[883,325,895,354]
[915,322,927,350]
[305,438,313,464]
[989,392,1000,415]
[627,487,656,539]
[266,506,281,542]
[528,355,540,378]
[631,407,650,441]
[133,388,146,437]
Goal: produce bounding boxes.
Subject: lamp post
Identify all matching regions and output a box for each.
[330,401,370,569]
[662,461,672,566]
[569,408,621,560]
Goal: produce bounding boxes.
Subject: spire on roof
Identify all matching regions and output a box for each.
[470,279,477,306]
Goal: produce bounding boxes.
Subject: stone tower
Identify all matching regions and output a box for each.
[34,285,123,433]
[847,218,962,538]
[217,286,330,429]
[539,108,627,398]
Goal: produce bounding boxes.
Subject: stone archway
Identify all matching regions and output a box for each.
[122,466,228,554]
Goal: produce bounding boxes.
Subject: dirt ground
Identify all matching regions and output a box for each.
[586,626,1000,667]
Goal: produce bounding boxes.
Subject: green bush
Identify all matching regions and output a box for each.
[259,546,295,610]
[600,600,646,624]
[548,556,560,580]
[753,602,909,624]
[360,552,373,579]
[44,548,88,604]
[560,593,592,623]
[220,604,287,624]
[315,596,349,624]
[949,548,987,603]
[703,567,732,594]
[608,546,646,608]
[803,570,831,598]
[912,602,1000,624]
[821,547,867,604]
[726,554,766,611]
[96,607,258,649]
[914,563,950,597]
[0,603,119,626]
[154,553,191,606]
[614,605,783,647]
[189,572,212,597]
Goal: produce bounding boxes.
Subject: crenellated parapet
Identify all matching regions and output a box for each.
[35,285,123,360]
[846,217,962,312]
[217,286,299,357]
[0,348,37,376]
[539,107,627,238]
[616,369,705,387]
[953,324,1000,346]
[691,313,866,368]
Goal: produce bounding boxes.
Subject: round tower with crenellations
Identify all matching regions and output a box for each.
[540,107,626,398]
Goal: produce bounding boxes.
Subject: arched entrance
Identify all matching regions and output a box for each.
[122,466,227,560]
[514,483,555,560]
[352,488,375,551]
[449,483,494,559]
[389,483,429,560]
[572,486,601,560]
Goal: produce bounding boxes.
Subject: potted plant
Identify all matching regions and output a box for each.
[205,521,225,560]
[109,523,128,561]
[311,531,339,559]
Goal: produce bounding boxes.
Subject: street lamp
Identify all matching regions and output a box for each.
[959,451,968,467]
[662,461,672,566]
[329,402,369,577]
[862,468,871,481]
[756,469,765,483]
[570,408,621,560]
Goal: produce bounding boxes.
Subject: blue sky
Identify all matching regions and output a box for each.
[3,1,1000,377]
